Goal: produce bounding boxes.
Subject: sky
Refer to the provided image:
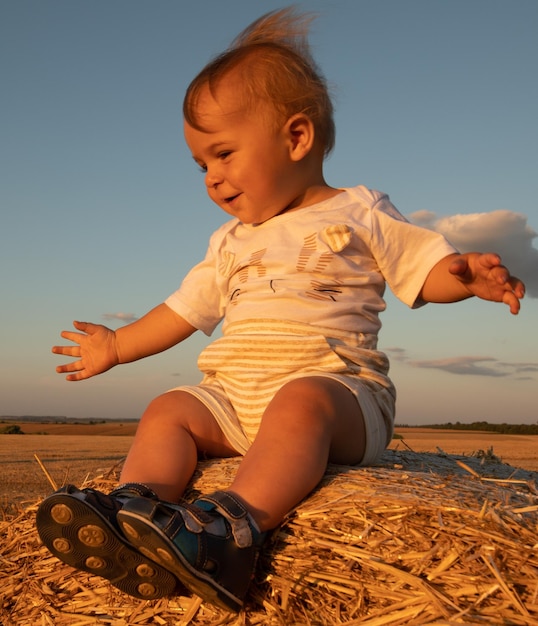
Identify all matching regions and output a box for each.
[1,0,537,426]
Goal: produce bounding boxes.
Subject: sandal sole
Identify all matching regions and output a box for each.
[117,507,242,612]
[36,492,180,600]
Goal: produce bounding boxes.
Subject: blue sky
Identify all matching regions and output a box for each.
[2,0,537,425]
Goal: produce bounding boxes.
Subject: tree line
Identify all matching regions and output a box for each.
[413,421,538,435]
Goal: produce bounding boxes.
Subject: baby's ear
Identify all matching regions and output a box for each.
[285,114,315,161]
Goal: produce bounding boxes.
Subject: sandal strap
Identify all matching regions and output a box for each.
[197,491,255,549]
[111,482,158,499]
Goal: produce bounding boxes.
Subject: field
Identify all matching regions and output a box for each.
[3,422,538,624]
[392,427,538,471]
[3,421,538,510]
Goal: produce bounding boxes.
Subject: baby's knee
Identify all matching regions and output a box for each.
[140,391,191,423]
[277,376,353,408]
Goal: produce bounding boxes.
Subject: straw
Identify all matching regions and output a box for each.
[1,449,537,625]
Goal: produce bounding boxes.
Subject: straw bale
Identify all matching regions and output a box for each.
[1,449,538,625]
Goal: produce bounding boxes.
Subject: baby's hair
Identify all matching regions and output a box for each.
[183,7,335,157]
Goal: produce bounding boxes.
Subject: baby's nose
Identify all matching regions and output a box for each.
[205,169,222,189]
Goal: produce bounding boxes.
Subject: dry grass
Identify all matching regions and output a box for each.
[4,427,538,510]
[2,449,538,625]
[390,429,538,472]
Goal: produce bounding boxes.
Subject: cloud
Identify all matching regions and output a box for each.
[389,350,538,379]
[499,362,538,375]
[385,347,408,362]
[408,209,538,297]
[102,312,138,325]
[408,356,508,377]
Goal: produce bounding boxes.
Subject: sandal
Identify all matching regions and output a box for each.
[36,484,181,600]
[117,490,267,612]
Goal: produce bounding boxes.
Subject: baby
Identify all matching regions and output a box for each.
[37,8,525,613]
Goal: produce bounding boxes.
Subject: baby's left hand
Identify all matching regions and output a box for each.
[449,252,525,314]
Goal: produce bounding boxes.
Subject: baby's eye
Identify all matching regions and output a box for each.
[218,151,232,160]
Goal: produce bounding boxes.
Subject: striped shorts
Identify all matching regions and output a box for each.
[168,319,396,465]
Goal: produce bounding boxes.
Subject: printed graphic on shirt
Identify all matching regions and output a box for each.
[319,224,353,252]
[219,250,236,278]
[238,249,267,282]
[296,232,347,301]
[229,287,242,306]
[307,279,343,302]
[228,249,267,306]
[296,233,333,273]
[227,228,354,306]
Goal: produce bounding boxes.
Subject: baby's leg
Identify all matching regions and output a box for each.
[36,390,237,599]
[114,375,366,610]
[229,376,366,531]
[119,390,239,502]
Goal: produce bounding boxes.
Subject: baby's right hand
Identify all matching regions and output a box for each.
[52,320,120,381]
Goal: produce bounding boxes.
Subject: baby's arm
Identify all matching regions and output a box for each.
[420,252,525,315]
[53,303,197,381]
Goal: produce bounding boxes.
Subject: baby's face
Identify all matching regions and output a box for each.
[184,85,303,224]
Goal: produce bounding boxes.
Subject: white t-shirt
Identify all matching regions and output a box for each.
[166,186,457,337]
